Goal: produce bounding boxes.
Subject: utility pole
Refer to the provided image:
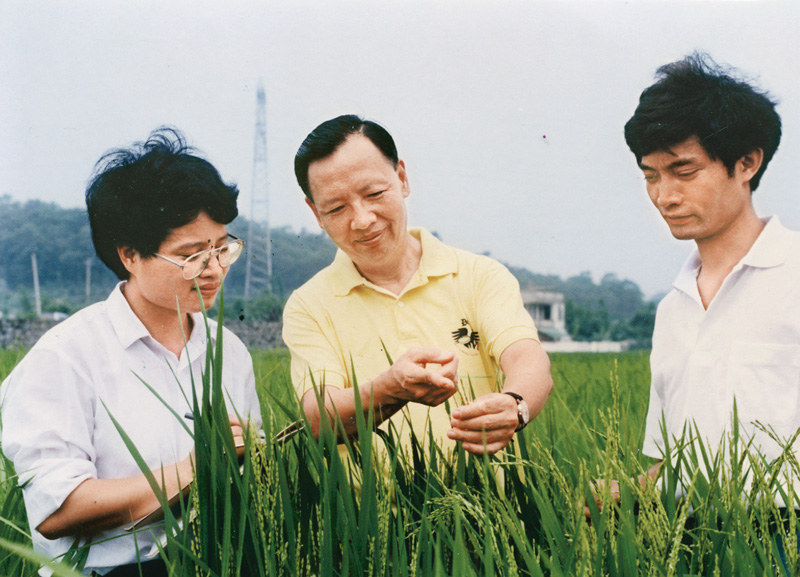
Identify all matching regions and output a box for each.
[85,258,92,304]
[244,80,271,299]
[31,253,42,317]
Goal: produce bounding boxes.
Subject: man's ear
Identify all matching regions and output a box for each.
[117,246,138,275]
[305,197,324,229]
[739,148,764,185]
[397,159,410,199]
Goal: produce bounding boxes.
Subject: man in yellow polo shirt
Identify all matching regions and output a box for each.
[283,114,553,455]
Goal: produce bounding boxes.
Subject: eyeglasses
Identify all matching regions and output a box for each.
[155,234,245,280]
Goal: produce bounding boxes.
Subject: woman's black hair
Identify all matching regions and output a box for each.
[85,127,239,280]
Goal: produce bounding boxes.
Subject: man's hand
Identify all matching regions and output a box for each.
[301,347,458,439]
[584,478,622,518]
[584,462,661,518]
[381,347,459,407]
[229,413,246,458]
[447,393,519,455]
[446,339,553,456]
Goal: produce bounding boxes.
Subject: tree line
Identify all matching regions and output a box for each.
[0,196,656,344]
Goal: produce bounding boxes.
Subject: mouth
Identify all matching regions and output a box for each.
[197,284,220,297]
[664,214,692,225]
[355,230,383,246]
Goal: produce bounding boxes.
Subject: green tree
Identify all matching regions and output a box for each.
[626,301,657,348]
[565,299,610,341]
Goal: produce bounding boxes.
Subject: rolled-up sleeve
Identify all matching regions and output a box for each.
[473,257,540,361]
[282,292,348,397]
[1,347,97,530]
[222,331,263,428]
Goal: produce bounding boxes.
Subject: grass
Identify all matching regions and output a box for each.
[0,344,798,576]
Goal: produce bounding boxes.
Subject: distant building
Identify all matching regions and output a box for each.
[520,289,570,342]
[521,288,629,353]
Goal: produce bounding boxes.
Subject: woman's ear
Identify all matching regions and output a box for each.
[117,246,138,276]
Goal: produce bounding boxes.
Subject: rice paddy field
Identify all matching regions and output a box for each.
[0,344,798,576]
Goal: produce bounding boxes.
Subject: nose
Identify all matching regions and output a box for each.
[351,200,377,230]
[652,177,682,209]
[199,251,225,278]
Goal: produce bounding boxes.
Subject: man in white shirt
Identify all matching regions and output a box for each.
[1,128,261,576]
[622,53,793,495]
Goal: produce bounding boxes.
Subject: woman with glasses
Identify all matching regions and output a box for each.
[1,128,261,577]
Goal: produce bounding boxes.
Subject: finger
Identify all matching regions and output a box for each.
[415,388,458,407]
[406,347,457,366]
[456,413,514,436]
[392,361,446,390]
[228,413,243,427]
[451,413,516,433]
[451,404,517,430]
[405,382,457,405]
[425,371,457,389]
[447,425,514,445]
[405,370,456,391]
[590,479,605,493]
[451,393,514,420]
[460,439,510,455]
[435,355,459,381]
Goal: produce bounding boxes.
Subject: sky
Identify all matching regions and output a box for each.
[2,0,799,297]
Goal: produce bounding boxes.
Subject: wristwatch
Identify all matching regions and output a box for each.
[503,391,530,431]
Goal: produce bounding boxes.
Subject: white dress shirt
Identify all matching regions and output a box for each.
[1,283,262,575]
[643,217,800,497]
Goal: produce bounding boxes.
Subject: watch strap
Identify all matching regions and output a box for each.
[502,391,527,431]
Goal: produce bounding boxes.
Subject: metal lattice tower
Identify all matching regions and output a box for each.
[244,81,272,299]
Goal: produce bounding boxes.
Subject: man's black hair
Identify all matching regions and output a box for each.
[85,127,239,280]
[294,114,398,201]
[624,52,781,192]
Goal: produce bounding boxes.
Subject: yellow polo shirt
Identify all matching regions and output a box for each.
[282,227,539,452]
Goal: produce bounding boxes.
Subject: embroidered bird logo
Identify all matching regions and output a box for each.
[452,319,480,349]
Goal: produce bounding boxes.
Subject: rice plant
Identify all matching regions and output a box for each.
[0,339,798,576]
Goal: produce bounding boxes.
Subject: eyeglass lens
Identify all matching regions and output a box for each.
[182,241,244,280]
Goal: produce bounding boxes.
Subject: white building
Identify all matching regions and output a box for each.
[521,288,628,353]
[520,289,569,342]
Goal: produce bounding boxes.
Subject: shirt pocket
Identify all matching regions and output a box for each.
[729,342,800,428]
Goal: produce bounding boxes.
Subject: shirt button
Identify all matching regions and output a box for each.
[397,301,405,308]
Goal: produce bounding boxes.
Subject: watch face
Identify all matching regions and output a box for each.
[519,401,530,425]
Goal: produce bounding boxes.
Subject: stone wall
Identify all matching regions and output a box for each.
[0,319,285,350]
[0,319,62,349]
[224,321,285,349]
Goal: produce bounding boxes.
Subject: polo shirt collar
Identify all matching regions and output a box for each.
[107,282,212,351]
[740,216,791,269]
[672,215,790,296]
[417,227,459,277]
[328,227,458,296]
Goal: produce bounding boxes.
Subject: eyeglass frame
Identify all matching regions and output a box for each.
[154,234,245,280]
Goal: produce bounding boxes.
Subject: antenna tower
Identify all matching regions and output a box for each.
[244,81,272,299]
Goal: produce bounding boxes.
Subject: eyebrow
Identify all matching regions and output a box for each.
[318,197,345,211]
[174,234,229,253]
[319,179,392,208]
[639,158,698,172]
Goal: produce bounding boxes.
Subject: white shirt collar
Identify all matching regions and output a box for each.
[741,215,793,269]
[107,282,213,353]
[672,216,791,296]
